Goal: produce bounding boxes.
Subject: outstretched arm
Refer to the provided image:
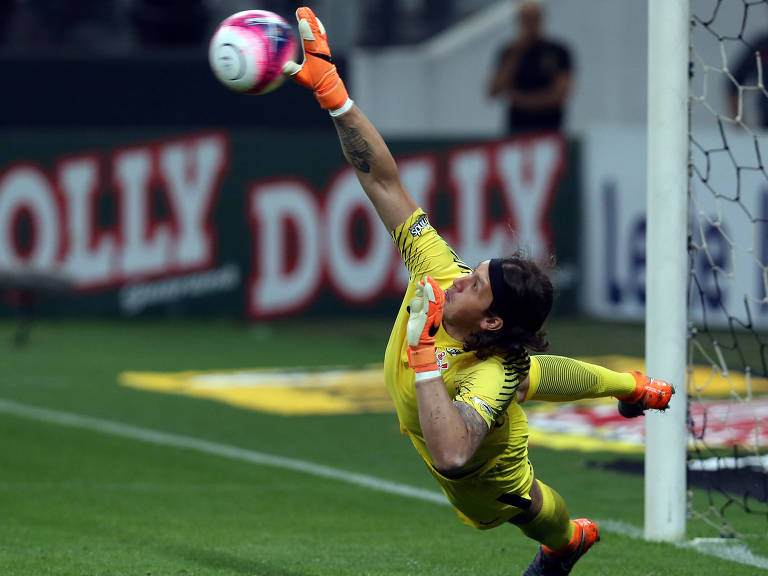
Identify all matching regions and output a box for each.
[332,106,417,231]
[283,7,417,231]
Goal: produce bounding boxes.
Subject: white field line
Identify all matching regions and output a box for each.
[1,398,767,571]
[0,399,446,505]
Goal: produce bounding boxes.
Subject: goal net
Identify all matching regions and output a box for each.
[688,0,768,537]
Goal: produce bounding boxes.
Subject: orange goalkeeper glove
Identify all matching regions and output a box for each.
[406,276,445,375]
[282,6,352,116]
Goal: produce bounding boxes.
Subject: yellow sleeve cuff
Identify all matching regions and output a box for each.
[523,356,541,403]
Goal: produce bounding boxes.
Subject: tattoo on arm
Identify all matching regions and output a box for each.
[333,121,371,173]
[453,401,490,456]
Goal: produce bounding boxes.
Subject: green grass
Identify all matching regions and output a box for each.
[0,317,765,575]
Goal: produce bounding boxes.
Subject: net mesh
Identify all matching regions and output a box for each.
[688,0,768,537]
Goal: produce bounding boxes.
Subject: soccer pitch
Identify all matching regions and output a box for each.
[0,317,765,575]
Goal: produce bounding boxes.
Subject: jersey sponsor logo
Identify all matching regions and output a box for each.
[436,349,449,370]
[446,348,463,356]
[408,214,430,237]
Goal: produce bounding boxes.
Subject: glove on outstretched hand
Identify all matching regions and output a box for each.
[282,6,351,113]
[406,276,445,373]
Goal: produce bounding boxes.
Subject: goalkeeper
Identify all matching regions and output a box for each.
[283,8,673,576]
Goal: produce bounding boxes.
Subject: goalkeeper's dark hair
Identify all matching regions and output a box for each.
[463,254,553,361]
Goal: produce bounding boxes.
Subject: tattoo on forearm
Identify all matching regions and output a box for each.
[454,401,490,452]
[333,121,371,173]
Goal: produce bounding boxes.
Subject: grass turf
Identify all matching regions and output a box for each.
[0,317,765,575]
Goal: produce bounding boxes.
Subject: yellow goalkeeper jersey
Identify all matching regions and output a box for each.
[384,209,531,479]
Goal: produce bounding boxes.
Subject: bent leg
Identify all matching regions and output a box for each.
[514,479,601,574]
[513,479,574,550]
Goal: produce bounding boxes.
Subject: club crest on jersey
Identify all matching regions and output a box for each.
[436,350,449,371]
[409,214,430,237]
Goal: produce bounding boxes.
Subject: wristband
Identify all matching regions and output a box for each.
[407,345,439,372]
[329,98,354,117]
[414,370,442,383]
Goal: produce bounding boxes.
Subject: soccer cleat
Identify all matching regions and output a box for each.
[617,372,675,418]
[522,518,600,576]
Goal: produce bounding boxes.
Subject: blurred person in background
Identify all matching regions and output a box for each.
[487,0,573,135]
[281,7,672,575]
[727,31,768,128]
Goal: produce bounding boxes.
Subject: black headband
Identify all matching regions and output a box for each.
[488,258,513,319]
[488,257,538,331]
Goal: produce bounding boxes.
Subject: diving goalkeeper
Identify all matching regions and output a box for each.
[282,8,674,575]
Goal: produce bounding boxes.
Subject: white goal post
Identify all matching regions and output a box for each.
[645,0,690,542]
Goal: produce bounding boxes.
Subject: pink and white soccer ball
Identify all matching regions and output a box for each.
[209,10,297,95]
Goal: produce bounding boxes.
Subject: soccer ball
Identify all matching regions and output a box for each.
[209,10,297,95]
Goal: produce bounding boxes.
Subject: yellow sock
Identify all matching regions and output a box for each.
[518,480,574,550]
[525,356,637,402]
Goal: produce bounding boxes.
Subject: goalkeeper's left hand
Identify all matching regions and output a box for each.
[282,6,352,115]
[406,276,445,374]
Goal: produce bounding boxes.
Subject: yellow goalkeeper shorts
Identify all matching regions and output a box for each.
[428,446,536,530]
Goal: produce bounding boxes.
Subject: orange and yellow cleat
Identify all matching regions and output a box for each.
[617,371,675,418]
[524,518,600,575]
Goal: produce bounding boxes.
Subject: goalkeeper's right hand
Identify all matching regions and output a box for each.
[406,276,445,375]
[282,6,352,116]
